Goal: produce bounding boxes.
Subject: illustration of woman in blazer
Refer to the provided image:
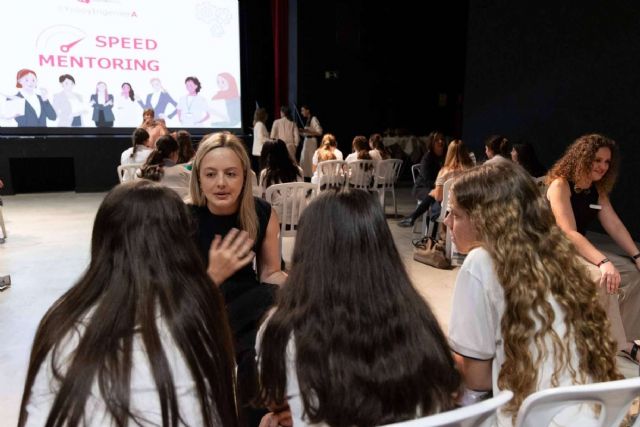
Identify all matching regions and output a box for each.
[137,78,177,120]
[14,68,56,127]
[90,81,114,127]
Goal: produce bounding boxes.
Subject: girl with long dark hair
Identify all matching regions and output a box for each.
[19,181,238,427]
[257,190,461,426]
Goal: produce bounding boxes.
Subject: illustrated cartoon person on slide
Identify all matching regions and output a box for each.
[177,76,209,126]
[13,69,57,127]
[210,72,240,126]
[137,78,177,120]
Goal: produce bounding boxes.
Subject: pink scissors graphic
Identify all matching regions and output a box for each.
[60,37,84,53]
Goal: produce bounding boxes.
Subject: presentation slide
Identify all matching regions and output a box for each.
[0,0,242,132]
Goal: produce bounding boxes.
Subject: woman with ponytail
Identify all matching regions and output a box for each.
[140,134,191,200]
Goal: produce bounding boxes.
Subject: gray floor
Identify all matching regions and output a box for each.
[0,187,636,425]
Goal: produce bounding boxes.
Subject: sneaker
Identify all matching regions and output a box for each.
[397,217,415,228]
[0,275,10,291]
[0,237,5,244]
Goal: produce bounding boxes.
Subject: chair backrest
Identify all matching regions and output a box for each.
[436,178,455,222]
[317,160,347,191]
[379,391,513,427]
[117,163,143,183]
[265,182,318,240]
[515,377,640,427]
[373,159,403,190]
[346,160,376,190]
[411,164,421,184]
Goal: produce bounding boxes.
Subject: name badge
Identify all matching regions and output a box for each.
[589,204,602,210]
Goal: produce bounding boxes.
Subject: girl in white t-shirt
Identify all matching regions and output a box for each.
[257,190,461,427]
[445,162,620,426]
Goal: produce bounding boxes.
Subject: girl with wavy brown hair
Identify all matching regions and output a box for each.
[446,162,620,426]
[546,134,640,364]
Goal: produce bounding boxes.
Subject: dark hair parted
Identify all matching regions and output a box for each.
[121,82,135,101]
[546,133,619,194]
[58,74,75,84]
[185,76,202,93]
[260,139,301,187]
[258,189,461,426]
[140,135,179,181]
[18,181,238,427]
[512,142,546,178]
[452,162,620,417]
[369,133,390,159]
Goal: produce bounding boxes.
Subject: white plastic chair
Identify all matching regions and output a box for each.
[346,160,376,191]
[265,182,317,267]
[117,163,143,183]
[427,178,454,259]
[372,159,403,217]
[380,390,513,427]
[316,160,347,191]
[515,377,640,427]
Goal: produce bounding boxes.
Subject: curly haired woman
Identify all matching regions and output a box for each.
[546,134,640,364]
[447,162,620,426]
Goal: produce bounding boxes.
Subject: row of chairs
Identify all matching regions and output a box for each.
[381,376,640,427]
[317,158,403,216]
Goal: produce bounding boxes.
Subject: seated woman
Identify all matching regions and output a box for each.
[398,139,473,227]
[546,134,640,363]
[345,135,373,162]
[511,141,546,178]
[257,189,461,427]
[18,181,238,427]
[447,162,620,426]
[188,132,286,425]
[368,132,391,161]
[310,134,339,185]
[258,139,303,219]
[139,134,191,201]
[174,130,195,164]
[483,134,511,164]
[258,138,303,196]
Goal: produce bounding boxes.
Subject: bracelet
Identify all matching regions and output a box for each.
[632,253,640,261]
[597,258,610,267]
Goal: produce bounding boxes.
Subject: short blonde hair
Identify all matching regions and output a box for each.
[189,133,258,240]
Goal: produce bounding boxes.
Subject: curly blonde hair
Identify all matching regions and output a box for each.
[453,162,620,417]
[546,133,619,194]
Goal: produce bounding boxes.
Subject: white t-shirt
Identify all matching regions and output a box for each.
[24,318,216,426]
[253,121,270,156]
[449,248,598,427]
[121,145,152,165]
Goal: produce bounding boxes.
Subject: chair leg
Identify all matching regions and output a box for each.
[391,187,397,218]
[0,207,6,239]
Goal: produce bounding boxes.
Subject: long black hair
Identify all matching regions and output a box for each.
[260,139,301,187]
[19,181,238,427]
[258,189,461,426]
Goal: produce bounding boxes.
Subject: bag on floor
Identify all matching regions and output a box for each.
[413,236,451,269]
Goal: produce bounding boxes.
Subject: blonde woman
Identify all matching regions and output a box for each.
[310,133,340,184]
[188,132,286,423]
[398,139,473,227]
[447,162,620,426]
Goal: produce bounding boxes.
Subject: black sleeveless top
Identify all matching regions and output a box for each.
[568,181,599,235]
[189,197,276,408]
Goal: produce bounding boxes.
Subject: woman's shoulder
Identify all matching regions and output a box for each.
[254,196,272,217]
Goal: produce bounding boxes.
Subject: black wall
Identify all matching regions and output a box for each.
[295,1,468,154]
[463,1,640,237]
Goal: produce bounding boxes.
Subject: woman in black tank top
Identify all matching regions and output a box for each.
[547,134,640,364]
